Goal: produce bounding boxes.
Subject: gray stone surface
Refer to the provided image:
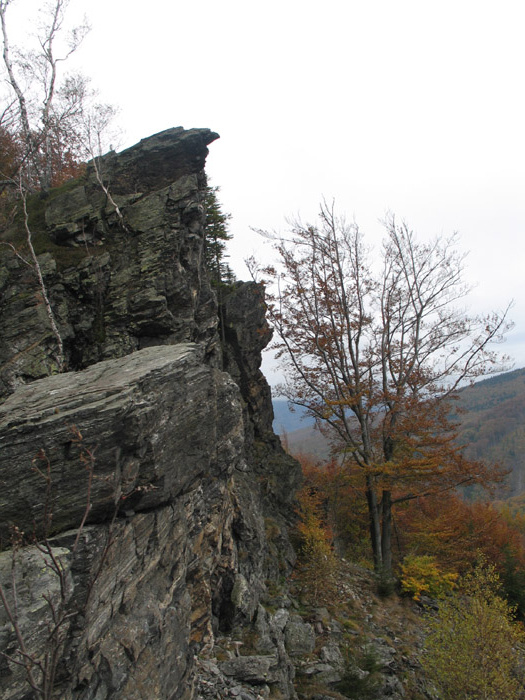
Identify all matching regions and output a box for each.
[0,344,241,541]
[0,345,245,699]
[0,128,219,401]
[319,643,344,667]
[220,656,279,684]
[284,616,316,657]
[0,129,302,700]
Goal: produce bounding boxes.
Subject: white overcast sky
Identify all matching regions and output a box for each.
[5,0,525,376]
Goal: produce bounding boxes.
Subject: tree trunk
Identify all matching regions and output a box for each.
[381,489,393,578]
[365,477,382,571]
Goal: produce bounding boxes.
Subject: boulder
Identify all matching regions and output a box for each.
[0,345,245,699]
[284,616,316,657]
[0,344,241,541]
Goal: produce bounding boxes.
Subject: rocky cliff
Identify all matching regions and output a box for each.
[0,128,301,699]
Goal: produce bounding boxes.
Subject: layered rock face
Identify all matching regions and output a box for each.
[0,129,301,699]
[0,128,220,400]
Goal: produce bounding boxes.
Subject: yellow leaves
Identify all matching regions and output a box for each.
[400,555,458,601]
[422,557,525,699]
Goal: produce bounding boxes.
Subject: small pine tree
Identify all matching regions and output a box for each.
[203,186,234,286]
[423,554,525,699]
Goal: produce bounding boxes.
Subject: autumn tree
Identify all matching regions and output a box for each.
[294,452,371,561]
[0,0,118,204]
[250,203,511,578]
[397,492,525,613]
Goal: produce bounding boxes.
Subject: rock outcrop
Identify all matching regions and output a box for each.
[0,128,301,699]
[0,127,220,400]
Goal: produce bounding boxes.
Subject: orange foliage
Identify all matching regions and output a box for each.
[45,139,86,187]
[0,125,84,193]
[396,493,525,576]
[0,127,22,229]
[294,452,371,563]
[294,450,525,607]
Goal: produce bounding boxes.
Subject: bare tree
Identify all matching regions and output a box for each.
[0,0,118,371]
[250,203,512,578]
[80,101,126,228]
[0,0,90,190]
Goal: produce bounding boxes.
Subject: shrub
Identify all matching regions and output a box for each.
[400,555,457,601]
[292,486,339,604]
[335,644,382,699]
[422,555,525,699]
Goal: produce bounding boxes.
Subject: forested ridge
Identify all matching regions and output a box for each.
[457,367,525,496]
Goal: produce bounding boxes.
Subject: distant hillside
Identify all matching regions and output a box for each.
[274,367,525,494]
[456,368,525,495]
[272,399,315,434]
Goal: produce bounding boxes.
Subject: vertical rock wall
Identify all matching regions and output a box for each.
[0,129,301,699]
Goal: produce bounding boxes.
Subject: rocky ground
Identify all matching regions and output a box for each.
[195,560,432,700]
